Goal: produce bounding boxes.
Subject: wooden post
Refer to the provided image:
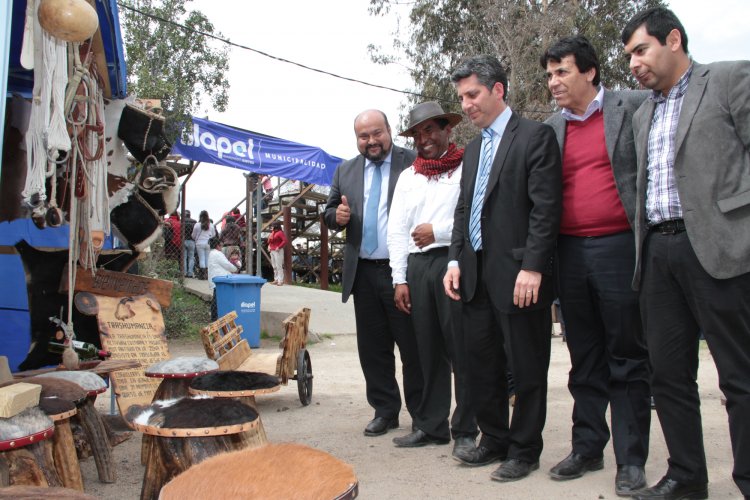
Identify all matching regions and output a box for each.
[282,206,292,284]
[319,214,329,291]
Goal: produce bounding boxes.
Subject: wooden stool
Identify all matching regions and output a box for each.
[189,371,280,443]
[128,397,266,500]
[0,485,96,499]
[160,443,358,500]
[39,397,83,491]
[145,357,220,401]
[141,357,219,464]
[38,371,115,484]
[0,406,58,487]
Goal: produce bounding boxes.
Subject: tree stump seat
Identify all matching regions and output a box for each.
[0,406,57,488]
[127,397,266,500]
[141,357,219,464]
[35,371,115,484]
[39,397,84,491]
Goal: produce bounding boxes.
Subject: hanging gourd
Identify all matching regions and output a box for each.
[37,0,99,43]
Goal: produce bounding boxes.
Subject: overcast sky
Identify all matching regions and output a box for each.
[181,0,750,223]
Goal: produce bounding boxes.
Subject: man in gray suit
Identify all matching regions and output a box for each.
[622,7,750,499]
[541,36,651,497]
[324,110,424,437]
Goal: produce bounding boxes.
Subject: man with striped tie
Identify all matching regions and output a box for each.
[443,55,562,482]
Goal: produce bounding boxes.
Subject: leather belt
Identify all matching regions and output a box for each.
[359,258,390,266]
[649,219,686,235]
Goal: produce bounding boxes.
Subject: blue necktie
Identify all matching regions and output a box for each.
[362,161,383,255]
[469,129,494,251]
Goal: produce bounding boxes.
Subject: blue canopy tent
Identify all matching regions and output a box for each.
[1,0,128,371]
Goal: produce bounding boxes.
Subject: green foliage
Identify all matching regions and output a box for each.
[120,0,230,137]
[370,0,664,144]
[162,284,210,339]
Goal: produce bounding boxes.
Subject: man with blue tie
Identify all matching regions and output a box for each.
[324,110,425,438]
[443,55,562,482]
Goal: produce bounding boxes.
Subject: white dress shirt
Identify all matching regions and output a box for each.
[359,150,392,259]
[387,162,463,284]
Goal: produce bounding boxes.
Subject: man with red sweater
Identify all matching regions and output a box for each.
[541,36,651,497]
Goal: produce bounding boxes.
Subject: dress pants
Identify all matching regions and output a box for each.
[557,232,651,465]
[641,229,750,495]
[407,248,476,440]
[352,259,424,424]
[463,260,552,463]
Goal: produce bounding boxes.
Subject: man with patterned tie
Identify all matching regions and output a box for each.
[443,55,562,482]
[324,109,425,438]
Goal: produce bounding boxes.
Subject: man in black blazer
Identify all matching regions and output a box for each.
[541,36,651,496]
[443,55,562,482]
[622,7,750,500]
[324,110,424,437]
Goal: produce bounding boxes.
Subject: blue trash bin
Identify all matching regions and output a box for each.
[213,275,266,347]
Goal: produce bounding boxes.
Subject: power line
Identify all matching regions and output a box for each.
[116,2,447,103]
[116,2,556,115]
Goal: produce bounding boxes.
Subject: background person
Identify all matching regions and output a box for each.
[268,222,288,286]
[192,210,216,280]
[207,236,239,321]
[182,209,197,278]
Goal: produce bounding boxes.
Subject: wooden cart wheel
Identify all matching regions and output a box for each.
[296,349,313,406]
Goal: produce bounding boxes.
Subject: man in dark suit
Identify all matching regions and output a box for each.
[324,109,424,437]
[622,7,750,499]
[541,36,651,496]
[443,55,562,482]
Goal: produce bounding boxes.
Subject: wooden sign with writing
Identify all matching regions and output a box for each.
[61,266,173,307]
[76,292,169,418]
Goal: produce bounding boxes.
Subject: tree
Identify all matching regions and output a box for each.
[120,0,230,137]
[369,0,664,144]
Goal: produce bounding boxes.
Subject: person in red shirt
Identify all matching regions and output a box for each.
[267,222,288,286]
[164,212,181,259]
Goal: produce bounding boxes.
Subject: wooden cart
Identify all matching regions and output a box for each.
[200,308,313,405]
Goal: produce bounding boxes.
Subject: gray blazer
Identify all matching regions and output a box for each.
[632,61,750,289]
[546,89,648,228]
[324,145,417,302]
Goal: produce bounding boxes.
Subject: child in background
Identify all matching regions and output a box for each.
[229,249,242,270]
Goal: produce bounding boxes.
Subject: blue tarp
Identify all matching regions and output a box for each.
[172,117,343,186]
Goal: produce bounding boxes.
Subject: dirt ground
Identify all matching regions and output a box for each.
[81,334,742,499]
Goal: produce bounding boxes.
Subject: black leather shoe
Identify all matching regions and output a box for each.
[616,465,647,497]
[452,445,505,467]
[392,429,449,447]
[549,452,604,480]
[490,458,540,482]
[632,476,707,500]
[364,417,398,437]
[452,436,476,458]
